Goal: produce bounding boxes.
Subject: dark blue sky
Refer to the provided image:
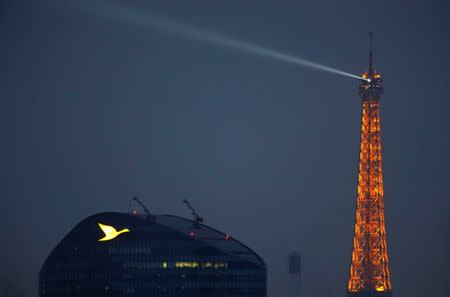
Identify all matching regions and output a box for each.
[2,0,450,296]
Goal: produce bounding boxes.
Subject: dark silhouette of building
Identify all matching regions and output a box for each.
[287,251,301,297]
[346,33,392,297]
[39,212,266,297]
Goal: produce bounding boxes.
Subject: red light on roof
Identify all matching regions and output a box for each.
[188,231,196,237]
[132,210,137,215]
[224,234,230,240]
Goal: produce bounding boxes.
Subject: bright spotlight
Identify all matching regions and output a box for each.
[80,0,365,82]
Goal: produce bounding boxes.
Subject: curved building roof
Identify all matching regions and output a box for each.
[46,212,265,268]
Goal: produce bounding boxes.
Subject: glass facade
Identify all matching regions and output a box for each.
[39,212,266,297]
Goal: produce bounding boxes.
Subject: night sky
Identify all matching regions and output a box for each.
[2,0,450,296]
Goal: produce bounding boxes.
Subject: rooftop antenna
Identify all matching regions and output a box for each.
[368,32,374,74]
[183,199,204,226]
[130,196,155,222]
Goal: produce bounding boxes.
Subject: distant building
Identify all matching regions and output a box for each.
[39,212,266,297]
[288,251,301,297]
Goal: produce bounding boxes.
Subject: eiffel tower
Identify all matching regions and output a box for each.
[347,33,392,297]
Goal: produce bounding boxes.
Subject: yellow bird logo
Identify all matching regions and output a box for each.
[98,223,130,242]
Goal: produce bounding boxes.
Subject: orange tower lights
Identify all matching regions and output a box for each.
[347,33,392,297]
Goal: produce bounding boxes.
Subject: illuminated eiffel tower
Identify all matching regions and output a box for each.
[347,33,392,297]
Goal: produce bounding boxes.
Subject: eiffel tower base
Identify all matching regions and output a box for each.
[347,290,392,297]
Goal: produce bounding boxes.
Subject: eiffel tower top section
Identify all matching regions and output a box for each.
[360,32,383,101]
[347,33,392,297]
